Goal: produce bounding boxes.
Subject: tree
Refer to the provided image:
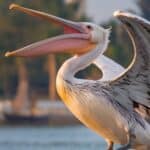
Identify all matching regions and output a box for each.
[0,0,85,100]
[44,0,86,100]
[48,55,57,100]
[12,58,29,113]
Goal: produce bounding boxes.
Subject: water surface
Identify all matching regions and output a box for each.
[0,125,106,150]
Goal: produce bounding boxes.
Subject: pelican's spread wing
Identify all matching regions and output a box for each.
[93,55,125,81]
[110,12,150,119]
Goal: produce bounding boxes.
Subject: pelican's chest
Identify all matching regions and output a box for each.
[56,73,85,115]
[56,74,105,120]
[56,75,128,144]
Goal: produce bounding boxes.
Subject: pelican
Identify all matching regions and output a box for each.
[5,4,150,150]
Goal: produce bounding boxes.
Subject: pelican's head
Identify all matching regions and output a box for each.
[81,22,110,43]
[5,4,110,57]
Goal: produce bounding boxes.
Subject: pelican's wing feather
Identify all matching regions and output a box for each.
[109,12,150,116]
[93,55,125,81]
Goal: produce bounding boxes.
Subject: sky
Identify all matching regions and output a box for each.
[86,0,139,23]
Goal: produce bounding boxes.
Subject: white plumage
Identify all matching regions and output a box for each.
[94,55,125,81]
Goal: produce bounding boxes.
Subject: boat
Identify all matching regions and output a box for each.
[4,112,49,125]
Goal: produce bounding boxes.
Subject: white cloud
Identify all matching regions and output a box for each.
[86,0,139,23]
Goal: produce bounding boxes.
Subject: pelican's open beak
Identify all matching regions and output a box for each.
[5,4,95,57]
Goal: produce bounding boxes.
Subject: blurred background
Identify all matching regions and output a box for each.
[0,0,149,150]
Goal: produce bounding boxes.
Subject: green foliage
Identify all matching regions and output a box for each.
[0,0,83,97]
[0,0,147,98]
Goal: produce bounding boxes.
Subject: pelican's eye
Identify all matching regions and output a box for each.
[86,25,93,30]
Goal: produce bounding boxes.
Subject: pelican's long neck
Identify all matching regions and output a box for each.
[57,31,110,83]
